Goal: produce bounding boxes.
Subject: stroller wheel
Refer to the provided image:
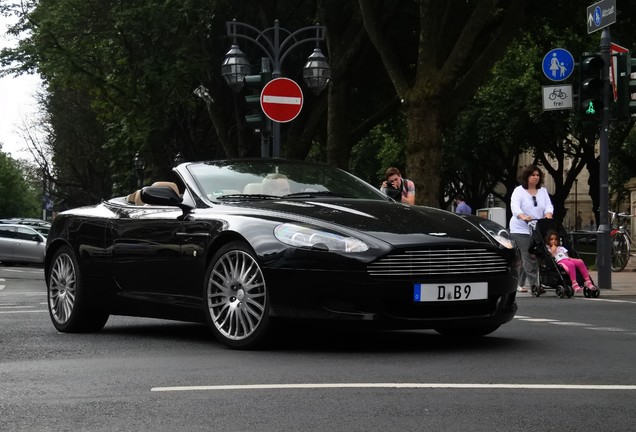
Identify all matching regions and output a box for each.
[565,285,574,298]
[531,285,542,297]
[593,289,600,298]
[583,288,591,298]
[555,285,565,298]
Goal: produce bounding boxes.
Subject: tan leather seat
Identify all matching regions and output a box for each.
[126,190,144,205]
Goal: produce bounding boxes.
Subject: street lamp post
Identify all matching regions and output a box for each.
[221,19,330,157]
[133,152,145,189]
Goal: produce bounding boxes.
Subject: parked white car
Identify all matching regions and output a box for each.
[0,224,47,265]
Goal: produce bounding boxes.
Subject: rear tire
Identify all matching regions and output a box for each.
[610,233,630,272]
[47,245,109,332]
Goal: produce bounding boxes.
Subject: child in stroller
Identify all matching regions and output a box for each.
[545,229,598,295]
[529,219,600,298]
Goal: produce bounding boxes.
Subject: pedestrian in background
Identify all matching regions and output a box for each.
[509,164,554,293]
[454,194,472,214]
[380,167,415,205]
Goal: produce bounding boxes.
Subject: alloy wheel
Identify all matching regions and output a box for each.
[49,252,77,324]
[206,249,267,342]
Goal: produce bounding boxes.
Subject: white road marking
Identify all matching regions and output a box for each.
[517,315,633,334]
[548,321,592,327]
[2,292,44,295]
[0,309,47,314]
[586,327,627,332]
[151,383,636,393]
[581,298,636,305]
[0,278,5,290]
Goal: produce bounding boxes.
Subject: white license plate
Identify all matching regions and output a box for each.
[413,282,488,302]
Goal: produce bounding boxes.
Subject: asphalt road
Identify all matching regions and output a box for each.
[1,265,635,432]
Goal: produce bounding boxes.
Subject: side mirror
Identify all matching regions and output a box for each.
[140,185,183,206]
[140,186,194,218]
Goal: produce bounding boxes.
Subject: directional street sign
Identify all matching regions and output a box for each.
[542,48,575,81]
[260,77,304,123]
[586,0,616,34]
[610,42,628,102]
[542,84,574,111]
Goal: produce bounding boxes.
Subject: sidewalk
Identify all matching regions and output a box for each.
[588,269,636,296]
[516,269,635,297]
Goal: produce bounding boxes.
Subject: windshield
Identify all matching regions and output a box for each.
[185,160,388,201]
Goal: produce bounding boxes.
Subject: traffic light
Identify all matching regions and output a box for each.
[579,52,605,123]
[243,71,272,134]
[616,52,636,121]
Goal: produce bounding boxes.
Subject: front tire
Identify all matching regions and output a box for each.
[203,241,270,349]
[47,245,109,332]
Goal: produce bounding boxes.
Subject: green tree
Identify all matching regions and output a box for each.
[0,148,41,218]
[358,0,529,205]
[440,0,636,224]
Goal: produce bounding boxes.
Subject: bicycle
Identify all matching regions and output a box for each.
[609,211,633,272]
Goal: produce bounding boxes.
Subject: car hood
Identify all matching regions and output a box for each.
[218,198,493,247]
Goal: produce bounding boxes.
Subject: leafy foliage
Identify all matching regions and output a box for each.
[0,149,41,218]
[1,0,635,216]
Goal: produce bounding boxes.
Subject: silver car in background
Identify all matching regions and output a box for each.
[0,224,48,265]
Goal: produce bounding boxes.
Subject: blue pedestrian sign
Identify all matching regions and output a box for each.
[542,48,574,82]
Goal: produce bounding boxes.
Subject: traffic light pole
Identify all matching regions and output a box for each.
[597,29,611,289]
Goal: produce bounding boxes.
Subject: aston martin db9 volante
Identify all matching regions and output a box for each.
[45,159,519,349]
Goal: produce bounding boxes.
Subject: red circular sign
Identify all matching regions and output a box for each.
[260,77,304,123]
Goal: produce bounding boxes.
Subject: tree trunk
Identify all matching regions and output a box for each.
[405,102,442,206]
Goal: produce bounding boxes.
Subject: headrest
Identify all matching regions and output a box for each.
[151,181,180,195]
[126,190,144,205]
[243,183,263,194]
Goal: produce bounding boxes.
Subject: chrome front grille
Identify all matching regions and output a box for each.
[367,248,509,277]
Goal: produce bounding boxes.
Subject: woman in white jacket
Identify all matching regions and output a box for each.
[509,165,554,293]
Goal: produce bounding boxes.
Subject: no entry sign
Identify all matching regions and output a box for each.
[260,77,303,123]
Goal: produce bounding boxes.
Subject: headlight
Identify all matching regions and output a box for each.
[479,220,514,249]
[274,223,369,252]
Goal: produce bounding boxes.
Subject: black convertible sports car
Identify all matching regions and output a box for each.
[45,159,520,349]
